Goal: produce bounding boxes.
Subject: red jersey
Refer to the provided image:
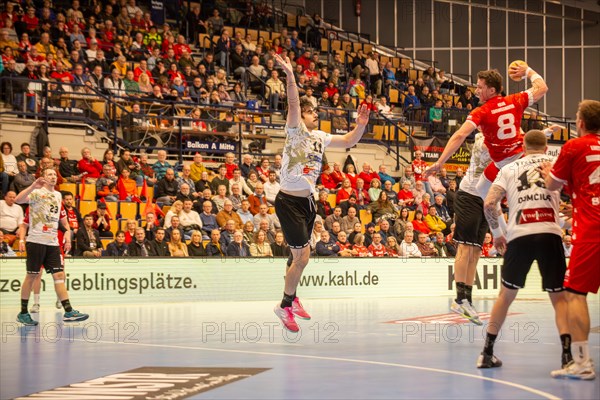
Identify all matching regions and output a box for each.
[466,92,532,163]
[368,243,387,257]
[550,134,600,244]
[412,159,428,181]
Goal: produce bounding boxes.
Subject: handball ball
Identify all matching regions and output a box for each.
[508,60,528,82]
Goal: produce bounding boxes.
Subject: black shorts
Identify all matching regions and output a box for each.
[502,233,566,292]
[26,242,64,275]
[274,191,317,249]
[454,190,488,247]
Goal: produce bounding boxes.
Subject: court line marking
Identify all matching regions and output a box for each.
[9,335,561,400]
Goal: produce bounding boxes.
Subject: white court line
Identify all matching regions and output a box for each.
[7,335,562,400]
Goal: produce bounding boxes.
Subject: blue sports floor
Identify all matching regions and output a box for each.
[1,297,599,399]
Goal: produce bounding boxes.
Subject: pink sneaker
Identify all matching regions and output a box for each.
[292,297,311,320]
[274,305,299,332]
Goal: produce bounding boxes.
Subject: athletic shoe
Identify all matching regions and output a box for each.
[273,305,299,332]
[451,299,482,326]
[551,360,596,380]
[562,352,574,368]
[17,312,38,326]
[30,304,40,313]
[55,300,62,309]
[292,297,311,320]
[477,352,503,368]
[63,310,89,322]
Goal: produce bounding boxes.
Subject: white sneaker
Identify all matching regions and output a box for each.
[451,299,482,325]
[55,300,62,309]
[551,360,596,380]
[30,304,40,313]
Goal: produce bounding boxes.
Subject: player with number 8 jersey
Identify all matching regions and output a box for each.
[424,65,548,201]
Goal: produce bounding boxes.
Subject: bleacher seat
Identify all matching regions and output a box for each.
[327,194,337,208]
[80,183,96,201]
[359,209,372,231]
[105,201,118,218]
[58,183,77,196]
[78,200,97,216]
[109,220,120,235]
[120,202,139,220]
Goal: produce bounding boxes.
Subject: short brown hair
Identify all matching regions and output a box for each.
[524,130,547,151]
[477,69,503,94]
[578,100,600,133]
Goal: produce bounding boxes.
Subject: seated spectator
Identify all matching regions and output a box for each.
[237,199,254,226]
[152,150,172,181]
[226,229,250,257]
[216,200,243,229]
[164,216,185,242]
[411,210,431,236]
[316,190,333,219]
[393,207,412,240]
[154,168,178,206]
[11,161,35,194]
[76,214,103,257]
[367,191,397,222]
[352,233,371,257]
[210,165,230,196]
[271,231,291,257]
[117,169,139,201]
[315,230,340,257]
[105,230,128,257]
[246,170,261,194]
[164,200,183,229]
[199,200,219,240]
[340,207,361,234]
[168,229,188,257]
[368,232,387,257]
[336,178,357,205]
[205,229,225,257]
[358,162,380,190]
[78,147,103,182]
[229,169,253,198]
[15,143,38,175]
[481,233,498,257]
[250,230,273,257]
[368,178,382,202]
[123,219,138,244]
[128,227,152,256]
[90,202,112,238]
[148,227,170,256]
[242,221,256,245]
[336,231,356,257]
[400,231,421,257]
[424,206,447,235]
[416,232,438,257]
[116,150,144,186]
[179,199,203,239]
[563,235,572,257]
[428,173,447,196]
[385,236,402,257]
[412,182,426,206]
[378,220,395,243]
[263,170,280,206]
[355,178,371,207]
[433,232,454,257]
[417,193,432,215]
[57,147,81,182]
[397,182,416,210]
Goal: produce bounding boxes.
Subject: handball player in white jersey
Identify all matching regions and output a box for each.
[477,130,571,371]
[15,168,89,325]
[272,53,370,332]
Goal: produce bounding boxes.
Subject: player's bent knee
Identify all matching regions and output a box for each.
[52,271,66,282]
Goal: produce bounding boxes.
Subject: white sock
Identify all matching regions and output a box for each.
[571,341,590,364]
[34,294,40,304]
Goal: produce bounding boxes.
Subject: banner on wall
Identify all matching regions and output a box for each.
[409,137,473,172]
[0,257,581,306]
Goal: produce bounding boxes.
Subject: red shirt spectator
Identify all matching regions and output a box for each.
[412,150,428,181]
[358,168,380,190]
[78,156,103,179]
[368,242,387,257]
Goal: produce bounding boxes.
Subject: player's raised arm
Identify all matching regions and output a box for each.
[274,54,301,129]
[509,63,548,103]
[423,122,477,178]
[483,184,508,254]
[14,177,47,204]
[329,105,370,148]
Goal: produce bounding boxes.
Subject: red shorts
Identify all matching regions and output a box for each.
[564,242,600,294]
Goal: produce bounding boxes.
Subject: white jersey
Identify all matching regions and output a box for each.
[26,188,66,246]
[280,122,331,194]
[459,133,491,196]
[493,154,563,242]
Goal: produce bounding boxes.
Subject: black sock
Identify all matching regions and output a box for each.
[21,299,29,314]
[280,292,295,309]
[465,285,473,304]
[560,334,572,355]
[456,282,466,302]
[61,299,73,312]
[484,333,497,356]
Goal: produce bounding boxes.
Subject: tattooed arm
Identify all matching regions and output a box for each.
[484,184,508,254]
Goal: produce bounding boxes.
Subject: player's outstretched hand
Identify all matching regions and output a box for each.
[423,162,440,179]
[32,177,47,189]
[494,235,507,255]
[274,54,294,77]
[356,104,370,126]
